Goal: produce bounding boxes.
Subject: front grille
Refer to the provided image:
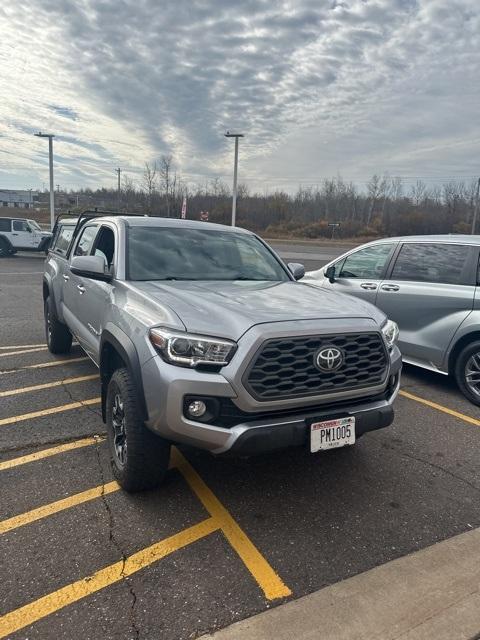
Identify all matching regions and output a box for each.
[244,332,388,401]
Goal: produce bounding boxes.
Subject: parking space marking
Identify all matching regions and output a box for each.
[0,356,90,375]
[400,390,480,427]
[0,344,45,350]
[0,481,119,534]
[0,397,101,427]
[0,517,219,639]
[0,437,104,471]
[0,374,99,398]
[173,448,292,600]
[0,346,47,358]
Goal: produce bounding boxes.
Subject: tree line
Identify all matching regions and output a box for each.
[63,156,480,239]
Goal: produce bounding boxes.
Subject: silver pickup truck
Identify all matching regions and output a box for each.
[43,212,401,492]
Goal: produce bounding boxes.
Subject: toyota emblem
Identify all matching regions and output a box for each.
[315,347,344,372]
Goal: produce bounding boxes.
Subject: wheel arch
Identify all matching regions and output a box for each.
[100,325,148,424]
[448,331,480,374]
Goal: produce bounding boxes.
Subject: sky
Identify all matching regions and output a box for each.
[0,0,479,194]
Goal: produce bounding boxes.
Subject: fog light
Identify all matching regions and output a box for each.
[188,400,207,418]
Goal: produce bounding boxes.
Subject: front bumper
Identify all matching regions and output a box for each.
[141,345,401,455]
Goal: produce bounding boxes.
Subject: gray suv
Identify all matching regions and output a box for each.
[43,213,401,492]
[305,235,480,405]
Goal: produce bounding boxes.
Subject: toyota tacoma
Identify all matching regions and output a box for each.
[43,213,401,492]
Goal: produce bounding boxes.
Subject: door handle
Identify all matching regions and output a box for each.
[360,282,377,290]
[12,233,18,236]
[63,274,70,281]
[381,284,400,292]
[77,284,86,294]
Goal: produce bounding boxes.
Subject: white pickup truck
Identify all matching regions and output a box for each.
[0,217,52,256]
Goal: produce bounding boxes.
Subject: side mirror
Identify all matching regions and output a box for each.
[288,262,305,281]
[325,265,336,283]
[70,255,112,282]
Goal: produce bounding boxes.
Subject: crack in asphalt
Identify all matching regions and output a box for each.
[94,438,140,640]
[382,442,480,494]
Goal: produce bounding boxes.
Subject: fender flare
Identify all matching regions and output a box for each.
[99,324,149,424]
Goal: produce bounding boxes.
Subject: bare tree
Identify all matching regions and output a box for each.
[142,162,158,214]
[159,155,173,217]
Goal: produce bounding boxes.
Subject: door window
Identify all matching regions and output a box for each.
[74,225,98,257]
[338,244,394,279]
[52,225,75,256]
[0,219,11,232]
[391,243,470,285]
[12,220,30,232]
[93,226,115,267]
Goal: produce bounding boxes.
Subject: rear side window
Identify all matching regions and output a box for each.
[391,243,470,285]
[52,225,74,256]
[0,219,11,232]
[338,244,394,279]
[74,225,98,257]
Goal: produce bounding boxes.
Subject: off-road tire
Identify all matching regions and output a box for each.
[106,367,171,492]
[0,238,12,257]
[44,296,72,354]
[454,341,480,406]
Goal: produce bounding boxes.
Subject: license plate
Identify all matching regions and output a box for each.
[310,416,355,452]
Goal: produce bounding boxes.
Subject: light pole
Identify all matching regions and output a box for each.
[472,177,480,235]
[225,132,244,226]
[34,132,55,230]
[115,168,121,210]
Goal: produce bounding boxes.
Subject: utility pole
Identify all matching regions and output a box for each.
[472,177,480,235]
[115,168,121,210]
[34,132,55,230]
[225,132,244,226]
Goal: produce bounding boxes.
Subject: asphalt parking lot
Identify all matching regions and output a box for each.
[1,248,479,640]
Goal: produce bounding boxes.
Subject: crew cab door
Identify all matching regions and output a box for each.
[376,242,477,369]
[65,224,116,363]
[322,243,397,304]
[10,219,36,249]
[63,224,100,357]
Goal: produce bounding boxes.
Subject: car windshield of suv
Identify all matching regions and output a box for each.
[128,226,290,282]
[28,220,42,231]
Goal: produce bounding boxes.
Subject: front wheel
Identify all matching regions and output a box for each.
[106,368,171,492]
[454,341,480,406]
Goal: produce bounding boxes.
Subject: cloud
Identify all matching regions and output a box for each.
[0,0,478,191]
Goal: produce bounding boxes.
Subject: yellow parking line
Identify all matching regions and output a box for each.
[399,390,480,427]
[0,374,99,398]
[0,517,219,639]
[0,397,101,427]
[0,346,46,358]
[0,356,90,375]
[172,448,292,600]
[0,481,119,534]
[0,437,104,472]
[0,344,45,350]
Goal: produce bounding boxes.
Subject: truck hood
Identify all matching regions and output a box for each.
[133,280,386,341]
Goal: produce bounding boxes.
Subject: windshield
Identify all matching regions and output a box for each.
[28,220,42,231]
[128,226,290,282]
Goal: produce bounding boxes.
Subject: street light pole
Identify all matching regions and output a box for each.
[115,168,121,210]
[472,177,480,235]
[34,132,55,230]
[225,132,244,226]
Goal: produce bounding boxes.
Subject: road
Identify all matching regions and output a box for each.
[0,247,479,640]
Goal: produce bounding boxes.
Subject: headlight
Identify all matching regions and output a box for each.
[381,319,399,350]
[149,328,236,368]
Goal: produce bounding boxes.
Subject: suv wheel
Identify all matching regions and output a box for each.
[44,297,72,354]
[106,368,171,492]
[454,341,480,406]
[0,238,11,257]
